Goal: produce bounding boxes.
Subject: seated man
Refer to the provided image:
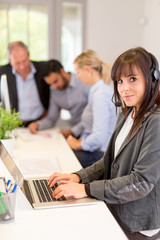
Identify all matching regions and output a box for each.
[28,60,90,137]
[0,41,50,126]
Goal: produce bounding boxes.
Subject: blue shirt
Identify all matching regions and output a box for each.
[72,80,117,152]
[12,63,44,121]
[37,73,90,130]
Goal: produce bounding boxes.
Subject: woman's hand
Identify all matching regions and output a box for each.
[48,172,81,187]
[67,136,82,150]
[60,129,73,138]
[48,172,87,199]
[52,182,87,199]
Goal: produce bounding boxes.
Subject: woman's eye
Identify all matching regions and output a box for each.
[117,79,123,84]
[130,77,136,82]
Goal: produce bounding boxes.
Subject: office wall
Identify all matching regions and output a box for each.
[143,0,160,61]
[86,0,146,65]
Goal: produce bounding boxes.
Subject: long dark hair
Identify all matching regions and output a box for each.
[111,47,160,134]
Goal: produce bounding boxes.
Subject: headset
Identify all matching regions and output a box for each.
[149,53,160,81]
[111,94,122,107]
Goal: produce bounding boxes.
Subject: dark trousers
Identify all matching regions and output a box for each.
[73,149,104,168]
[124,230,160,240]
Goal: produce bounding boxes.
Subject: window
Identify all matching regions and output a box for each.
[61,2,83,71]
[0,0,86,71]
[0,2,48,64]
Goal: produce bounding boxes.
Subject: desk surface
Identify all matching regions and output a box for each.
[0,128,128,240]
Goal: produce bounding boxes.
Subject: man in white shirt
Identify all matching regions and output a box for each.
[0,41,50,126]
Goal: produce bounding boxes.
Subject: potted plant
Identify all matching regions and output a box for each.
[0,106,23,139]
[0,106,23,156]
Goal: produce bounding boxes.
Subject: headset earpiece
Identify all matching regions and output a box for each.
[150,53,160,81]
[152,67,160,81]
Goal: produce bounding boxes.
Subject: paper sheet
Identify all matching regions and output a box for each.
[15,128,58,141]
[16,156,61,176]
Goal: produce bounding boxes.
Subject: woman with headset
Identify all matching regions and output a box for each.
[48,47,160,240]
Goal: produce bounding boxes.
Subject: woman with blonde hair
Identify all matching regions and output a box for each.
[63,49,117,168]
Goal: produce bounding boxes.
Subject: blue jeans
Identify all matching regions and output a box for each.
[73,150,104,168]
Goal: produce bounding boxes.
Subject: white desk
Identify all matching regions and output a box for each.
[0,128,128,240]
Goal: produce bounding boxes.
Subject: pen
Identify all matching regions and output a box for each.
[5,179,11,193]
[7,179,11,187]
[11,184,17,193]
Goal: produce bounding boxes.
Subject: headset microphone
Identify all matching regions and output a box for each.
[115,101,122,107]
[111,94,122,107]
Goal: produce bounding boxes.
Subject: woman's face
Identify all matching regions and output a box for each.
[74,63,90,85]
[117,67,146,110]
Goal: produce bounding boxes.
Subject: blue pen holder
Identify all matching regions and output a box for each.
[0,192,16,222]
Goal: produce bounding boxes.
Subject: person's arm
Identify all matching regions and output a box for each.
[76,158,105,182]
[28,122,39,133]
[61,112,85,138]
[36,90,60,130]
[85,113,160,203]
[81,91,113,151]
[60,129,74,138]
[48,172,87,199]
[53,182,87,200]
[71,121,85,137]
[48,172,81,185]
[66,135,82,150]
[48,158,104,199]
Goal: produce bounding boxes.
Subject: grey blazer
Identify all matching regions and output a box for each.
[76,108,160,232]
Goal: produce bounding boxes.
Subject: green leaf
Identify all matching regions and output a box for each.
[0,107,23,139]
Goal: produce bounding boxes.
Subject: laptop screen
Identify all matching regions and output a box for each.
[0,74,11,111]
[0,141,24,187]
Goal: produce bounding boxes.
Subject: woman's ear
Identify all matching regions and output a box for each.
[60,67,65,75]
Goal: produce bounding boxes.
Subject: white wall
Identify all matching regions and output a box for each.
[85,0,146,65]
[143,0,160,61]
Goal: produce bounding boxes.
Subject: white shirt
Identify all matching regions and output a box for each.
[12,63,44,121]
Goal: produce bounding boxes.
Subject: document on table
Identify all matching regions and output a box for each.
[13,128,62,177]
[15,128,58,141]
[16,155,61,176]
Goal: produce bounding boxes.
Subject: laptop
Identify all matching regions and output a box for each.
[0,141,98,209]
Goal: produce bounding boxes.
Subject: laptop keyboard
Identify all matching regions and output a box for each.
[33,179,66,203]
